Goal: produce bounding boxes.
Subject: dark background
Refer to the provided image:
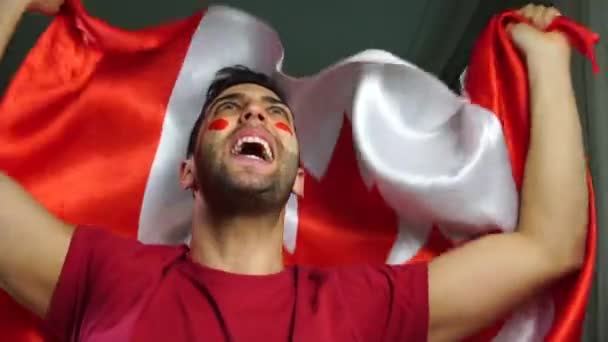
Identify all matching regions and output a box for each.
[0,0,532,92]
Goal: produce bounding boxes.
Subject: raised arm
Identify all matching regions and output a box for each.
[427,5,588,342]
[0,0,72,318]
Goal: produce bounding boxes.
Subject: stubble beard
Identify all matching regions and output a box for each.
[195,142,299,218]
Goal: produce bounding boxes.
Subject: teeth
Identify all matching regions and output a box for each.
[231,136,273,161]
[243,154,263,161]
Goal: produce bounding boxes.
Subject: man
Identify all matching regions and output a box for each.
[0,1,588,341]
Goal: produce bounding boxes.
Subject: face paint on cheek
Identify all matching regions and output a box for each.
[275,122,293,136]
[207,118,229,131]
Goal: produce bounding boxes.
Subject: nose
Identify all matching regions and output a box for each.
[239,102,267,124]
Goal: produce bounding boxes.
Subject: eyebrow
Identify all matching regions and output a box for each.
[213,92,286,107]
[262,95,287,106]
[209,92,293,121]
[210,93,245,108]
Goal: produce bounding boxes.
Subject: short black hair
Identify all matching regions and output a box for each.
[186,65,288,157]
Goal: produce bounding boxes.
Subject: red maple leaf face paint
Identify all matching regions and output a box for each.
[208,118,229,131]
[275,122,293,136]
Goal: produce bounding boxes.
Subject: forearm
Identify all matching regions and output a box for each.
[0,0,28,62]
[518,54,588,271]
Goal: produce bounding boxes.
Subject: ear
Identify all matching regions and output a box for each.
[179,159,196,191]
[291,167,305,197]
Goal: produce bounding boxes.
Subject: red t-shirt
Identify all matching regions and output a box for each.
[45,226,429,342]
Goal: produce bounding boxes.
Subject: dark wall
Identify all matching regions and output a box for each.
[0,0,529,92]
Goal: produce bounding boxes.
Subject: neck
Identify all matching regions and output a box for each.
[190,205,285,275]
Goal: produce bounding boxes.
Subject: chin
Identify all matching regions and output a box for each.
[229,173,275,193]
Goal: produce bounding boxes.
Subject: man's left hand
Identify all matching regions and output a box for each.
[508,4,571,63]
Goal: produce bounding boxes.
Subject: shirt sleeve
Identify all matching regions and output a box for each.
[334,262,429,342]
[43,226,147,341]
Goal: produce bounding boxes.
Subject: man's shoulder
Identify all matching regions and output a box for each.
[295,263,429,341]
[300,262,428,276]
[72,225,187,267]
[297,262,429,289]
[46,226,189,337]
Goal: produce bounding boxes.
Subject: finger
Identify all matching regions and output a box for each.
[518,3,536,17]
[511,22,533,34]
[531,6,547,28]
[542,7,562,28]
[27,3,62,15]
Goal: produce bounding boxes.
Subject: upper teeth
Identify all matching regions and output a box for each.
[232,136,273,161]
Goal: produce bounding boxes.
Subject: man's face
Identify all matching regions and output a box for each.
[189,83,301,214]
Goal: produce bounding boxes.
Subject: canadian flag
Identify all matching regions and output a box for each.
[0,0,599,341]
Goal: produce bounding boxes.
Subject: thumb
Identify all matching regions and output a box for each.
[508,22,539,47]
[509,21,535,35]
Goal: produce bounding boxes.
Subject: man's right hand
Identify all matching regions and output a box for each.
[0,0,64,61]
[28,0,65,14]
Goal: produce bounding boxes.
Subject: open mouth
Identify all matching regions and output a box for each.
[231,136,274,162]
